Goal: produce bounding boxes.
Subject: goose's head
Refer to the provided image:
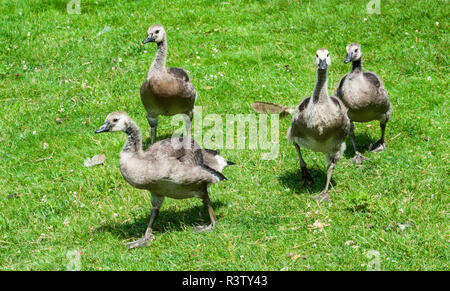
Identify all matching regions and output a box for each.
[142,24,166,44]
[345,43,362,63]
[95,111,131,134]
[315,48,331,70]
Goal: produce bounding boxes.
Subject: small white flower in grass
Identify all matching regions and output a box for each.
[351,245,359,249]
[41,196,47,203]
[427,76,432,81]
[223,62,227,65]
[19,12,22,16]
[363,18,367,22]
[262,84,265,88]
[27,32,30,37]
[405,32,409,35]
[63,218,69,226]
[32,130,36,135]
[240,255,244,259]
[195,51,198,55]
[176,27,180,30]
[23,64,27,70]
[435,22,439,26]
[118,57,122,63]
[113,213,118,217]
[143,50,147,54]
[196,56,200,59]
[43,142,48,149]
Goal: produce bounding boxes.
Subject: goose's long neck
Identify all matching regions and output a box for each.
[122,121,143,154]
[312,68,329,103]
[148,39,167,78]
[350,59,362,76]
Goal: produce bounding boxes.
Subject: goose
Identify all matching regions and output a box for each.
[141,24,197,144]
[336,43,392,164]
[287,48,350,202]
[95,111,233,248]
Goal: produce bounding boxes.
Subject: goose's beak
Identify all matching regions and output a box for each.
[344,53,352,63]
[319,59,327,70]
[142,34,154,44]
[95,122,110,134]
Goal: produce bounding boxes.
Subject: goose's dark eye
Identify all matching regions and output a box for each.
[354,49,358,52]
[155,30,160,34]
[316,54,318,57]
[327,53,329,57]
[113,118,118,122]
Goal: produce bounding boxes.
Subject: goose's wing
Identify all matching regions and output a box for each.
[168,67,190,82]
[335,74,348,98]
[176,139,228,182]
[363,72,382,88]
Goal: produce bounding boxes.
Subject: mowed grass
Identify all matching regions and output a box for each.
[0,0,448,270]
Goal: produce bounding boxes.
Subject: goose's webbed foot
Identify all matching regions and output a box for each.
[369,140,386,153]
[312,190,331,202]
[302,169,314,186]
[125,232,156,249]
[194,223,215,232]
[352,151,369,164]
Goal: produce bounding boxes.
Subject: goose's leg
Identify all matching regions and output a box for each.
[125,195,164,249]
[146,113,158,144]
[294,143,314,186]
[183,110,193,139]
[194,193,217,232]
[369,121,387,152]
[350,122,369,164]
[312,155,336,202]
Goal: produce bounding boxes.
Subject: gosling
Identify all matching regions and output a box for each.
[141,24,197,144]
[287,49,350,202]
[95,112,233,248]
[336,43,392,164]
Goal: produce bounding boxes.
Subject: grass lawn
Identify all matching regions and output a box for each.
[0,0,448,270]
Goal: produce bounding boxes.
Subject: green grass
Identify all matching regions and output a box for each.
[0,0,448,270]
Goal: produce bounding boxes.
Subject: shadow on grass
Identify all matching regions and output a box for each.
[278,167,335,195]
[343,132,376,159]
[95,201,226,239]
